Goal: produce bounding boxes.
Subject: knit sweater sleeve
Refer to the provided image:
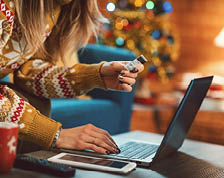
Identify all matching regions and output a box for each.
[0,85,62,148]
[14,59,106,98]
[0,0,62,149]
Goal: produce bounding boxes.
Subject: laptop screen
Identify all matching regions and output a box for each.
[153,76,213,161]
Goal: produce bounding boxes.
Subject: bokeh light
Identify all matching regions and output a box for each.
[146,1,155,10]
[135,0,144,7]
[115,22,123,30]
[106,2,116,12]
[152,30,161,39]
[122,19,129,26]
[163,1,173,13]
[115,37,125,46]
[127,39,135,49]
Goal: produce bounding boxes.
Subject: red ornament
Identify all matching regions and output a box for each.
[123,24,131,31]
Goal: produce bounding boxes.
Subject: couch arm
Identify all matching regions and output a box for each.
[78,44,136,133]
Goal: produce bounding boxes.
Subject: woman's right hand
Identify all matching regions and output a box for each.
[55,124,120,154]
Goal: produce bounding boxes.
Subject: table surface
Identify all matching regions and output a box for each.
[3,130,224,178]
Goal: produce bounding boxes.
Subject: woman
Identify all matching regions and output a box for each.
[0,0,143,154]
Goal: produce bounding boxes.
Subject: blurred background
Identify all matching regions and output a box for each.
[96,0,224,145]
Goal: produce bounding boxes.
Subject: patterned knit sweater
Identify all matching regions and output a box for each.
[0,0,106,148]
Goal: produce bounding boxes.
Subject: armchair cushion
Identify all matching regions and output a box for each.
[51,99,121,133]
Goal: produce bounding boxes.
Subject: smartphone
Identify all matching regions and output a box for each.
[48,153,136,174]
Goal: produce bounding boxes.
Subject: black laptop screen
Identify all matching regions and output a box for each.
[153,76,213,161]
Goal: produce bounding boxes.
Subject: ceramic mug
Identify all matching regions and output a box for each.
[0,122,18,174]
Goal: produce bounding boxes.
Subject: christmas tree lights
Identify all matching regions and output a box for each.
[101,0,179,82]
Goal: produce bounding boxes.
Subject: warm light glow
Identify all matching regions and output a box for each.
[135,0,144,7]
[143,25,150,32]
[153,57,161,66]
[127,40,135,49]
[115,22,123,30]
[122,19,129,26]
[214,27,224,48]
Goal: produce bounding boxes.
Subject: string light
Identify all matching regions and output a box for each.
[135,0,144,7]
[115,22,123,30]
[122,19,129,26]
[146,1,155,10]
[163,1,173,13]
[102,0,179,81]
[152,30,161,40]
[106,2,116,12]
[115,37,125,46]
[127,39,135,49]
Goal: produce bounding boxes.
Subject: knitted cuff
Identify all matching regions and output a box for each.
[71,62,107,92]
[25,112,62,149]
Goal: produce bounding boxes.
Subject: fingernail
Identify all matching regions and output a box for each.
[113,148,120,154]
[120,71,125,75]
[119,81,124,84]
[119,75,123,80]
[117,148,121,153]
[131,68,138,73]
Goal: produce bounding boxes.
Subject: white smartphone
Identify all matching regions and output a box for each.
[48,153,136,174]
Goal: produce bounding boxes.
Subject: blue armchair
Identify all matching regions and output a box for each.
[51,44,137,135]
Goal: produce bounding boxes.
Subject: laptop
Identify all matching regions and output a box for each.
[61,76,213,167]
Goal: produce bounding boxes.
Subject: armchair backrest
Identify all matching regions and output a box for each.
[78,44,137,133]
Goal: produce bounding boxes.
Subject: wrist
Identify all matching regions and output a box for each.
[50,127,62,149]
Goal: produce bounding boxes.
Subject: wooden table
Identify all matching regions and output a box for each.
[3,131,224,178]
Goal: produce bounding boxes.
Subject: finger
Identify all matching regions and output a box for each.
[111,61,128,73]
[91,125,118,147]
[135,64,144,73]
[120,61,129,65]
[88,130,119,153]
[118,76,136,86]
[93,137,118,154]
[120,71,138,78]
[119,83,132,92]
[84,135,117,154]
[83,142,109,155]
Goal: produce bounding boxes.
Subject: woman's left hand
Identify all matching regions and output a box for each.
[100,61,144,92]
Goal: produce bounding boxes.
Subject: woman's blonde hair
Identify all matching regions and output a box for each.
[14,0,105,64]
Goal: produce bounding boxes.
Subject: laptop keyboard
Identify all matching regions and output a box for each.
[112,141,159,160]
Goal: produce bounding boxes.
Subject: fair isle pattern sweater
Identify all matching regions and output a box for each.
[0,0,106,148]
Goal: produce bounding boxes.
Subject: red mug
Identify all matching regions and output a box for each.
[0,122,18,174]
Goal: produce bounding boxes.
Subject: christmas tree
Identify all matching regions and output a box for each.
[100,0,179,83]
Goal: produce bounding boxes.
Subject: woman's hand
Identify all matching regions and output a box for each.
[100,61,144,92]
[56,124,120,154]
